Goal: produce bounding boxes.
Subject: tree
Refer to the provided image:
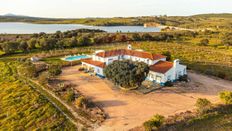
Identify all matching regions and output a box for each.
[48,64,62,77]
[115,34,127,42]
[39,37,56,50]
[142,33,153,41]
[132,33,141,41]
[70,37,78,47]
[104,60,149,88]
[199,39,209,46]
[0,42,19,54]
[27,38,37,50]
[78,36,91,46]
[195,98,212,114]
[18,41,28,52]
[219,91,232,104]
[56,40,65,49]
[162,51,171,61]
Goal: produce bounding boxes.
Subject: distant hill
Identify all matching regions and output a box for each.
[2,13,37,18]
[0,13,232,27]
[192,13,232,18]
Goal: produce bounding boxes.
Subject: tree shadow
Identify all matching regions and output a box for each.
[94,100,127,108]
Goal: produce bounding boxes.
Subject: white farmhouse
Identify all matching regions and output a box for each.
[81,45,187,85]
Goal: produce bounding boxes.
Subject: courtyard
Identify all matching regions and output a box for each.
[59,65,232,130]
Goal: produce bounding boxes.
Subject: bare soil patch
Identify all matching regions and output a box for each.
[59,66,232,131]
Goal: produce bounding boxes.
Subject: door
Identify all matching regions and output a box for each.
[156,76,162,83]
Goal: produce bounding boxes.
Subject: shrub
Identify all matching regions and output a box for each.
[198,39,209,46]
[165,81,173,87]
[78,67,85,71]
[178,75,188,82]
[48,64,62,77]
[38,72,49,85]
[195,98,212,114]
[219,91,232,104]
[65,90,75,102]
[143,114,165,131]
[75,96,88,108]
[55,83,67,92]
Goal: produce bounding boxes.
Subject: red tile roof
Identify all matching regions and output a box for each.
[81,58,105,68]
[149,61,173,74]
[96,49,166,60]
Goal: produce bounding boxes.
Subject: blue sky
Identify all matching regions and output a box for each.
[0,0,232,18]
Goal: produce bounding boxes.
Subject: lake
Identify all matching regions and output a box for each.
[0,22,161,34]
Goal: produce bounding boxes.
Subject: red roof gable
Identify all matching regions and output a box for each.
[96,49,166,60]
[81,58,105,68]
[149,61,173,74]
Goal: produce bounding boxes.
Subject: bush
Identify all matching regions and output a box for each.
[165,81,173,87]
[78,67,85,71]
[195,98,212,114]
[198,39,209,46]
[38,72,49,85]
[48,64,62,77]
[65,90,75,102]
[178,75,188,82]
[75,96,88,108]
[143,114,165,131]
[219,91,232,104]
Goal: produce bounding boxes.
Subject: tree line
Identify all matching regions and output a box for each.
[0,29,198,55]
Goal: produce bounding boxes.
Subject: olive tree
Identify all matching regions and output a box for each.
[104,60,149,88]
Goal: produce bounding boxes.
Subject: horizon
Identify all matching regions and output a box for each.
[1,12,232,19]
[0,0,232,18]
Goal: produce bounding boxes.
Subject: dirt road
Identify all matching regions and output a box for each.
[60,66,232,131]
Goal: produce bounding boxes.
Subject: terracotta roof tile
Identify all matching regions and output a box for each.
[81,58,105,68]
[149,61,173,74]
[96,49,166,60]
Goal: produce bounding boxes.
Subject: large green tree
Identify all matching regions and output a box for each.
[104,60,149,88]
[0,42,19,54]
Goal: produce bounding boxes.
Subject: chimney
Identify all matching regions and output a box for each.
[174,59,180,68]
[128,44,132,50]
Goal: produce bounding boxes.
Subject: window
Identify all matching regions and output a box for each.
[150,74,153,79]
[97,69,100,73]
[167,75,171,81]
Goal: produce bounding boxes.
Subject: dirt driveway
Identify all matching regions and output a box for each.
[59,66,232,131]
